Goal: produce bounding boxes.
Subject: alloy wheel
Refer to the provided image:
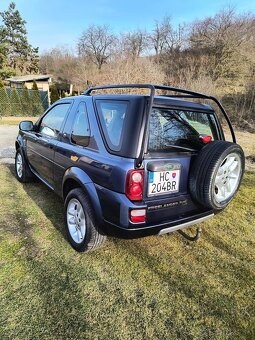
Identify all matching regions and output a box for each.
[213,152,242,203]
[16,153,23,178]
[67,198,86,244]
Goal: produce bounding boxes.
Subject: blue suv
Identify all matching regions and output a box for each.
[15,84,245,252]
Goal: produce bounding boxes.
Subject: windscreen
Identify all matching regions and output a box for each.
[148,108,219,152]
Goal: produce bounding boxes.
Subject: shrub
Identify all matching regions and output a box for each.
[20,85,32,116]
[10,87,22,116]
[0,87,11,116]
[31,80,44,116]
[50,85,60,104]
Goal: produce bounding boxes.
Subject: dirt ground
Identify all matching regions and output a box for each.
[0,125,18,148]
[225,130,255,172]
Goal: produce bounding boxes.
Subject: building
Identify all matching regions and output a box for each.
[6,74,52,92]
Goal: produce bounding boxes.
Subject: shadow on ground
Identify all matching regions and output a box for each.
[6,163,68,243]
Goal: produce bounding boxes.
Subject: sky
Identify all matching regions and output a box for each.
[0,0,255,53]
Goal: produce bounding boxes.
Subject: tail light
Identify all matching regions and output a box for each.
[130,209,146,223]
[125,169,144,201]
[199,134,212,143]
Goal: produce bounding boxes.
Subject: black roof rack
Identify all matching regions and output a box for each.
[83,84,235,168]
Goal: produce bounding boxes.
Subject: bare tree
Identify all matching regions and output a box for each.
[39,46,77,83]
[150,17,187,59]
[78,25,116,70]
[189,8,255,81]
[121,30,149,59]
[165,23,187,52]
[150,17,172,57]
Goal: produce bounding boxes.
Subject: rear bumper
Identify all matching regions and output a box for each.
[103,211,214,239]
[158,213,214,235]
[96,184,214,238]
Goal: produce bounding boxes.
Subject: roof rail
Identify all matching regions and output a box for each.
[83,84,236,168]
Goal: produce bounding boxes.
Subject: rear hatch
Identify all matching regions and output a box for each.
[143,103,221,225]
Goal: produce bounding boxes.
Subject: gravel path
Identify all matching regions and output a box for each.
[0,125,18,164]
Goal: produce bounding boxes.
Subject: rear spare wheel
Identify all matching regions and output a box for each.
[189,141,245,210]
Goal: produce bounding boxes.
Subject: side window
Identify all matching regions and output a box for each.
[96,100,128,150]
[71,102,90,147]
[39,103,71,138]
[179,111,218,138]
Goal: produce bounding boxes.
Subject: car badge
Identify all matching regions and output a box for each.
[165,163,174,170]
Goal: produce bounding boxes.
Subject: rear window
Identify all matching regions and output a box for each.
[149,108,219,152]
[96,100,128,151]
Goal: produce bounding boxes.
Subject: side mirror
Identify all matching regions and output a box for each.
[19,120,34,131]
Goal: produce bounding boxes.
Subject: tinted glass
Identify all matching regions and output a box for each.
[149,108,219,152]
[96,100,128,150]
[71,102,90,147]
[40,103,70,138]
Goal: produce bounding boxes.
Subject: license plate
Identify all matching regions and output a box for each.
[148,170,180,196]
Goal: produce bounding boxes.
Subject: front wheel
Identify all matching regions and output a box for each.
[64,188,106,252]
[15,149,33,183]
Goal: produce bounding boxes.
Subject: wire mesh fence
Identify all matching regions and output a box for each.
[0,87,49,117]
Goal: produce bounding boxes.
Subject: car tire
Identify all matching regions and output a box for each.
[64,188,106,252]
[189,141,245,210]
[15,149,33,183]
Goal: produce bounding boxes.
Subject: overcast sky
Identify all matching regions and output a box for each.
[1,0,254,53]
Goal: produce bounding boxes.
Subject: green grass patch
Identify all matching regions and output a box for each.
[0,164,254,339]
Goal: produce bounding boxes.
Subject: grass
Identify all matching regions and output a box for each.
[0,116,39,125]
[0,164,254,339]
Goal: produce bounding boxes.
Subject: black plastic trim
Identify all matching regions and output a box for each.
[83,84,236,166]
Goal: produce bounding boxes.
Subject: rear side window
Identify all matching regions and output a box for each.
[96,100,128,151]
[149,108,219,152]
[39,103,71,138]
[71,102,90,147]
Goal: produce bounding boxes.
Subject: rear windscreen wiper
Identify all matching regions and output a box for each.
[165,145,197,152]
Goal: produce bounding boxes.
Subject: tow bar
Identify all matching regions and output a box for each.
[178,227,202,241]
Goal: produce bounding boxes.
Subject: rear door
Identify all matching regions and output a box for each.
[143,107,220,222]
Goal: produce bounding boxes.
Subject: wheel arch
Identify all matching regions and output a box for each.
[15,141,20,150]
[62,167,103,225]
[15,135,25,151]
